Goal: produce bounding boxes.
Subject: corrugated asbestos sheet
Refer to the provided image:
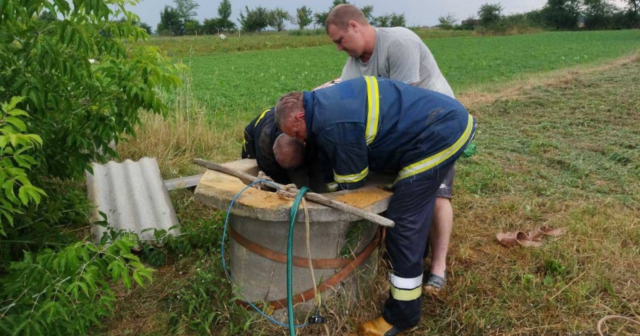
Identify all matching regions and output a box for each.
[86,158,180,243]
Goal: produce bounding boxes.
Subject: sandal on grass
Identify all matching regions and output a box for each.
[497,226,565,248]
[529,226,565,240]
[423,273,446,294]
[496,231,543,248]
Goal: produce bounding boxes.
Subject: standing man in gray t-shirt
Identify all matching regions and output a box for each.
[338,20,454,98]
[324,4,457,335]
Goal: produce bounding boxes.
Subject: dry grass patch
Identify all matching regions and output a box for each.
[426,57,640,334]
[117,74,242,178]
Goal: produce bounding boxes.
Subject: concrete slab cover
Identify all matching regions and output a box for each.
[195,159,394,222]
[86,158,180,243]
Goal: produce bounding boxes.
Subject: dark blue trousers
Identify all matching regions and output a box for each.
[382,163,454,330]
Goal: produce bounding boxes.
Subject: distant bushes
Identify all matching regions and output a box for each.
[475,10,546,35]
[288,28,325,36]
[439,0,640,34]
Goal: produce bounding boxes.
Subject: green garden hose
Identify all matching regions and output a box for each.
[287,186,309,336]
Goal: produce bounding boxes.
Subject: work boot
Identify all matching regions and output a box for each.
[357,316,404,336]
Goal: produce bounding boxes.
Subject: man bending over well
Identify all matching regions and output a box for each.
[274,77,475,336]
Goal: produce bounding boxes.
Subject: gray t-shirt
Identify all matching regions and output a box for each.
[340,27,454,98]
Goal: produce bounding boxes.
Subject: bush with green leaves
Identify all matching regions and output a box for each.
[389,13,407,27]
[478,3,503,28]
[158,5,183,36]
[203,17,237,34]
[202,0,236,34]
[438,14,458,30]
[0,231,154,335]
[0,0,182,261]
[0,0,181,180]
[0,179,93,272]
[0,97,45,236]
[585,0,615,29]
[267,8,291,32]
[238,6,270,32]
[541,0,581,30]
[294,6,314,30]
[0,0,182,334]
[184,19,202,35]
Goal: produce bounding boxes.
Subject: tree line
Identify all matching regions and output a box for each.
[156,0,407,36]
[438,0,640,32]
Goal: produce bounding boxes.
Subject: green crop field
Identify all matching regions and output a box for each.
[184,30,640,128]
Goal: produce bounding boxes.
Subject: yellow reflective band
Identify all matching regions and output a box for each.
[326,182,339,192]
[254,109,271,127]
[390,286,422,301]
[396,114,474,183]
[334,167,369,184]
[364,76,380,145]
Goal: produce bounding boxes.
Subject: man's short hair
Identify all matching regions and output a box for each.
[326,4,369,32]
[275,92,303,129]
[273,134,305,169]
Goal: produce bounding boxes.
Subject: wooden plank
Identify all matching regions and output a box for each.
[164,174,202,191]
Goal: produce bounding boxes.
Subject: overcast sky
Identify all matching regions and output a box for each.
[127,0,552,31]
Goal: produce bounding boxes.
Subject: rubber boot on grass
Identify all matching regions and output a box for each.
[357,317,405,336]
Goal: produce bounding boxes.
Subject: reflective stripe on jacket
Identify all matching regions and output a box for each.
[303,76,476,190]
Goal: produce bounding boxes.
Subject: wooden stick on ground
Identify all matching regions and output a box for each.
[194,159,395,228]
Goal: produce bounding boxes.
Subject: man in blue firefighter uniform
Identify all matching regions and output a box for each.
[274,76,476,336]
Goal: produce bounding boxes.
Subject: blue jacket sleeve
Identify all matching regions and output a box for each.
[318,123,369,191]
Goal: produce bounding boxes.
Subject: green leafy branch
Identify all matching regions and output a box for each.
[1,0,182,179]
[0,233,154,335]
[0,97,46,236]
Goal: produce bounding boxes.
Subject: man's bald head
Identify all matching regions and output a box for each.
[326,4,370,33]
[326,5,374,59]
[273,134,305,169]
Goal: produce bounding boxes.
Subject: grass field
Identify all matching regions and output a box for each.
[107,30,640,335]
[136,29,640,172]
[107,51,640,336]
[186,30,640,124]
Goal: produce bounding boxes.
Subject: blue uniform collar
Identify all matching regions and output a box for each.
[303,91,315,142]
